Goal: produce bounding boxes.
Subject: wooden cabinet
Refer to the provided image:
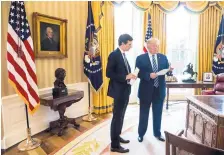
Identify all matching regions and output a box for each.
[186,96,224,150]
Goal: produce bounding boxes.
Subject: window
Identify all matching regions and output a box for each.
[114,2,144,103]
[166,6,199,99]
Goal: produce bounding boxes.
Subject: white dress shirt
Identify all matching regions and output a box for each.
[119,47,125,60]
[148,52,158,68]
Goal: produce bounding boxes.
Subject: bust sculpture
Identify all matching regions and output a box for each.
[165,63,178,82]
[52,68,68,98]
[182,63,198,83]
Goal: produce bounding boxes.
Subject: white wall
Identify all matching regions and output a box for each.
[1,82,90,149]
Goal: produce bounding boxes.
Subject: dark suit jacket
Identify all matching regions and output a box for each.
[106,48,131,100]
[41,38,59,51]
[136,53,169,102]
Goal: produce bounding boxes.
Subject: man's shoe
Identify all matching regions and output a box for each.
[111,146,129,153]
[155,135,165,142]
[138,136,143,142]
[120,137,130,143]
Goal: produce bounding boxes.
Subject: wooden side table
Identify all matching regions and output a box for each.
[40,89,84,136]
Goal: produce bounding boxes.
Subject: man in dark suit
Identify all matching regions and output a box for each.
[41,27,59,51]
[136,38,170,143]
[106,34,136,153]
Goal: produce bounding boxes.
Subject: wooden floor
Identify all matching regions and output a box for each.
[2,113,112,155]
[2,102,187,155]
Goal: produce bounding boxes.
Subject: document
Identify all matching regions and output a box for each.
[130,68,139,85]
[156,68,170,76]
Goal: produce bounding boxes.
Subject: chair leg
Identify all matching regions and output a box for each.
[166,139,170,155]
[172,145,176,155]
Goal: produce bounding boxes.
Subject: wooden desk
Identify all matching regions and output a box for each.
[166,81,214,109]
[40,89,84,136]
[186,96,224,150]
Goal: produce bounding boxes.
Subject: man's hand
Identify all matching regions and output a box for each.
[169,67,174,71]
[150,73,157,79]
[126,73,137,80]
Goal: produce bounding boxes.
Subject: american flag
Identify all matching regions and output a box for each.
[7,1,40,113]
[143,13,153,53]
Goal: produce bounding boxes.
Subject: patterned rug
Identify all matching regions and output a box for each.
[53,102,187,155]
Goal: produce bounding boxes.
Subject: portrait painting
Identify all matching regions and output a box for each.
[203,72,213,82]
[33,12,67,58]
[40,22,60,51]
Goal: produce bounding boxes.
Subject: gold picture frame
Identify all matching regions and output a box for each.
[33,12,67,58]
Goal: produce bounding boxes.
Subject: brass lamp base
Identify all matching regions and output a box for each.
[82,108,97,122]
[82,113,97,122]
[18,128,41,151]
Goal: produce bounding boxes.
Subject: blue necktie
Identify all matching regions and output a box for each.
[152,55,159,87]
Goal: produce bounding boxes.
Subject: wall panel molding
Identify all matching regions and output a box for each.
[1,82,91,149]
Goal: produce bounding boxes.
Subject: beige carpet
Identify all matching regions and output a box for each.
[54,102,187,155]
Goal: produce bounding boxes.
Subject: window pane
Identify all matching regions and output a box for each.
[114,2,144,103]
[166,6,199,97]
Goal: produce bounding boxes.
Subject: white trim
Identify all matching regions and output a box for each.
[1,139,6,150]
[1,82,90,149]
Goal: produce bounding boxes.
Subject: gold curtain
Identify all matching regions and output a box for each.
[144,5,167,55]
[92,2,114,114]
[218,1,224,9]
[157,1,180,12]
[132,1,152,11]
[185,1,209,13]
[131,1,223,13]
[196,7,222,94]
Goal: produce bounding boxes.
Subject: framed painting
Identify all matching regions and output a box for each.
[33,12,67,58]
[203,72,213,82]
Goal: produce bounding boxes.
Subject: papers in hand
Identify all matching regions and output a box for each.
[156,69,170,76]
[130,68,139,85]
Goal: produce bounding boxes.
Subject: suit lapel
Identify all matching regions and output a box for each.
[145,53,153,70]
[157,53,161,71]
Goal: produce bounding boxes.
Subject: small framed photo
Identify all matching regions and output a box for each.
[203,72,213,82]
[33,12,67,58]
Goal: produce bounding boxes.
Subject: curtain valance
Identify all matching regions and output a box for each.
[112,1,223,13]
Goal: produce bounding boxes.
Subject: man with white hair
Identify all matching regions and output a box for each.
[41,26,59,51]
[136,38,170,142]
